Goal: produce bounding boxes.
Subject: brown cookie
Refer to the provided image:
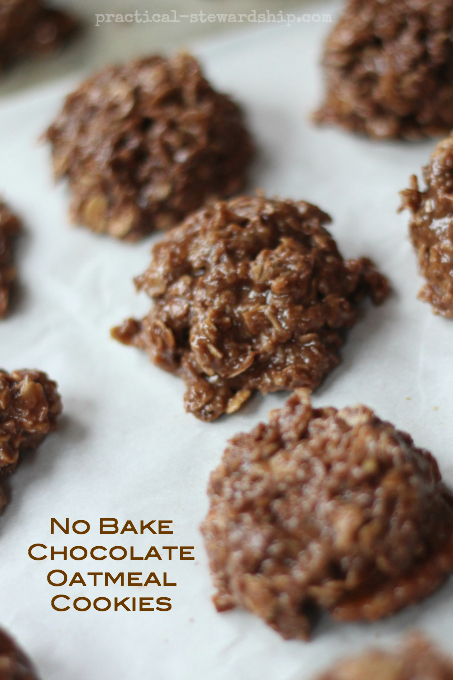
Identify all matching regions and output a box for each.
[317,635,453,680]
[0,201,21,320]
[0,627,40,679]
[315,0,453,139]
[401,133,453,317]
[0,0,78,73]
[201,390,453,639]
[46,52,254,240]
[0,369,62,511]
[112,194,389,421]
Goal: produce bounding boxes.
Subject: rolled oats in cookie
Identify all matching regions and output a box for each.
[46,52,254,240]
[0,627,40,680]
[0,201,21,320]
[0,369,62,511]
[316,635,453,680]
[112,194,389,421]
[0,0,78,73]
[401,133,453,317]
[315,0,453,139]
[201,390,453,640]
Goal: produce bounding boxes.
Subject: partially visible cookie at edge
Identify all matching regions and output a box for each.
[0,627,40,679]
[401,132,453,317]
[0,369,62,512]
[315,0,453,139]
[0,200,21,320]
[0,0,79,73]
[316,635,453,680]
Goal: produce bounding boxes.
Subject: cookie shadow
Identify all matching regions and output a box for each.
[6,280,27,318]
[315,292,398,402]
[247,105,300,192]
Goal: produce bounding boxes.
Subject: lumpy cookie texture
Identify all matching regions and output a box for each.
[46,52,254,240]
[317,635,453,680]
[0,201,21,319]
[315,0,453,139]
[201,390,453,640]
[0,628,39,680]
[401,133,453,317]
[0,369,62,511]
[112,194,389,421]
[0,0,78,72]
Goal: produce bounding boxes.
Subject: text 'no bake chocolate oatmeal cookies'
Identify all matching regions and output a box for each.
[0,369,62,512]
[46,52,254,240]
[201,390,453,640]
[401,132,453,318]
[315,0,453,139]
[112,194,389,421]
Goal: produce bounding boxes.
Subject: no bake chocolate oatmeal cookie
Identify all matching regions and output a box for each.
[112,194,389,421]
[0,0,78,72]
[0,201,21,320]
[316,635,453,680]
[201,390,453,640]
[0,628,39,680]
[0,369,62,511]
[46,52,254,240]
[401,133,453,317]
[315,0,453,139]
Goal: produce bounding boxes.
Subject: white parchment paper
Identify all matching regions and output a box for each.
[1,2,453,679]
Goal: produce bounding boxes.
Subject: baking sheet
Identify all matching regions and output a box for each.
[1,2,453,679]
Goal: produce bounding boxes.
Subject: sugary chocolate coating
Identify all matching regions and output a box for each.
[201,390,453,640]
[315,0,453,139]
[0,0,78,72]
[0,201,21,319]
[112,194,389,421]
[0,369,62,510]
[317,635,453,680]
[0,628,39,679]
[46,52,254,240]
[401,133,453,317]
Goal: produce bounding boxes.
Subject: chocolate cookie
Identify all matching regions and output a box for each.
[401,133,453,317]
[46,52,254,240]
[0,628,39,680]
[0,0,78,73]
[0,201,21,320]
[317,635,453,680]
[315,0,453,139]
[0,369,62,511]
[201,391,453,639]
[112,194,389,421]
